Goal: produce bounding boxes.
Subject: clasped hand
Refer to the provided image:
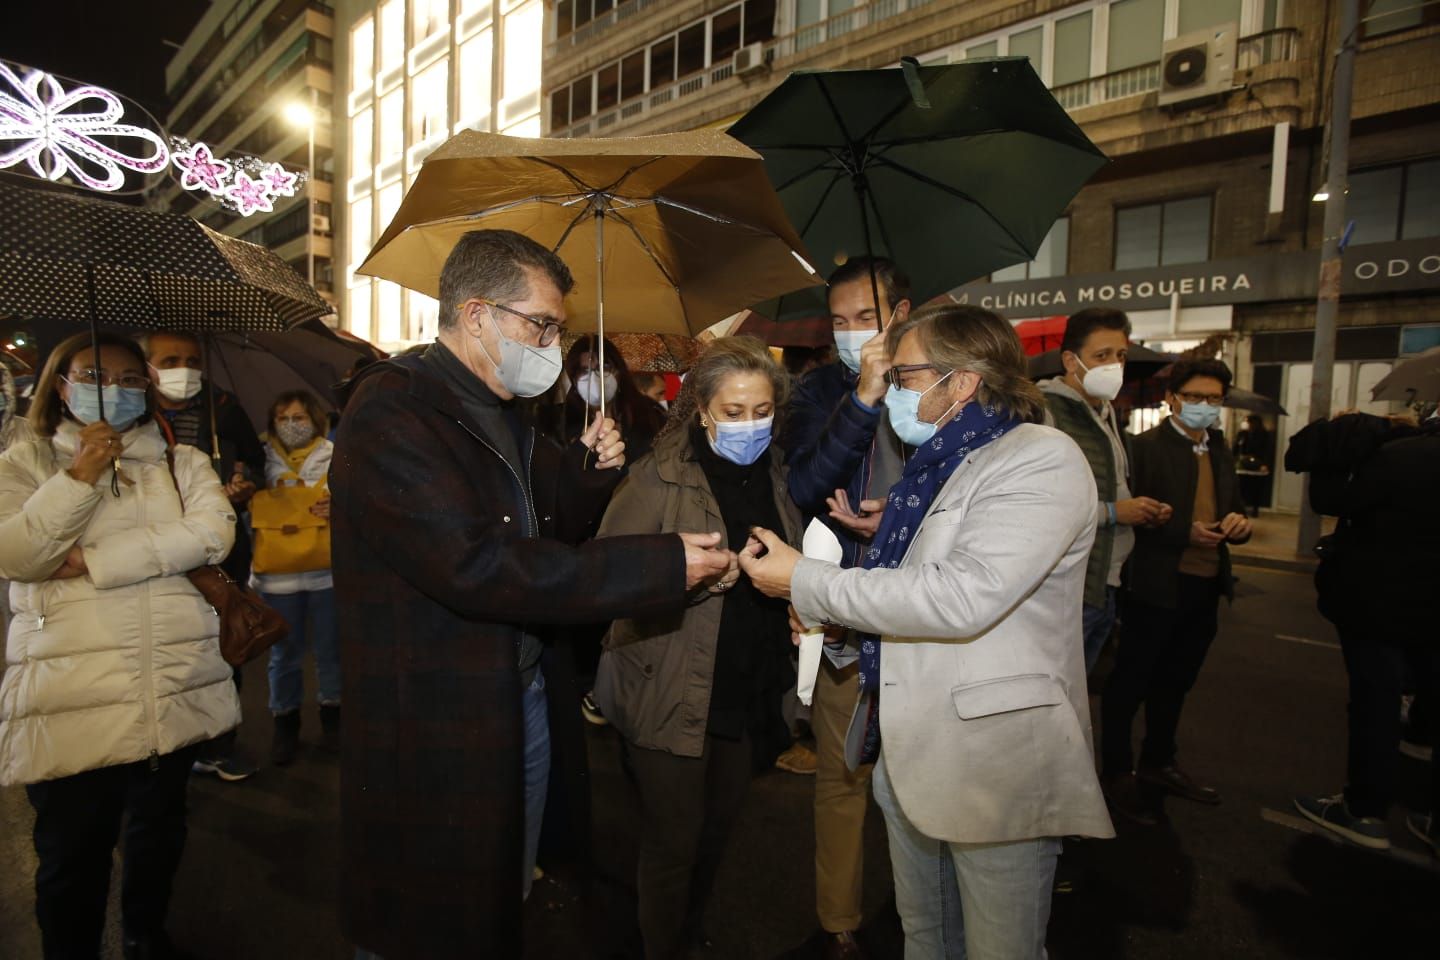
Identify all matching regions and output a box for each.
[581,413,626,471]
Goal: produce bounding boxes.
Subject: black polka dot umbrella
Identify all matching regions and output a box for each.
[0,179,329,335]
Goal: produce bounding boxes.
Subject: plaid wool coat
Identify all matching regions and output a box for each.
[330,356,685,959]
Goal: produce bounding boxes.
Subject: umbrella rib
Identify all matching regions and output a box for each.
[772,156,848,194]
[864,183,898,264]
[551,202,596,255]
[604,207,682,300]
[871,154,1039,259]
[813,75,860,163]
[797,169,846,240]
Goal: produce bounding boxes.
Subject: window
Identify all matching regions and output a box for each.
[1348,160,1440,243]
[1108,0,1164,72]
[458,29,494,127]
[992,219,1070,281]
[502,0,543,99]
[966,40,999,59]
[378,182,403,237]
[557,0,574,38]
[349,196,373,273]
[677,23,707,77]
[1053,11,1093,86]
[1114,197,1212,269]
[350,107,373,178]
[796,0,822,27]
[597,63,619,111]
[1362,0,1429,39]
[379,90,404,165]
[348,279,373,339]
[379,0,405,72]
[743,0,777,45]
[411,60,449,141]
[712,5,742,64]
[350,19,374,93]
[550,88,570,128]
[1178,0,1242,34]
[1009,26,1043,71]
[377,280,402,343]
[621,51,646,101]
[571,76,593,119]
[413,0,448,41]
[502,115,542,137]
[408,292,440,343]
[650,37,676,87]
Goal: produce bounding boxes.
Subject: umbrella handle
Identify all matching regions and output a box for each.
[595,206,606,432]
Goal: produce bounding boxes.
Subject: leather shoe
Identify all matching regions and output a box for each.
[1101,772,1159,826]
[823,931,867,960]
[1138,764,1221,805]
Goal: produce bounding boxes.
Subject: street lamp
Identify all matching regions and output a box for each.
[284,90,318,289]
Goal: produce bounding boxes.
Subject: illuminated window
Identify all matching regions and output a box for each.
[458,29,494,128]
[408,291,440,342]
[502,0,543,100]
[348,279,373,339]
[413,0,449,42]
[379,0,405,72]
[412,59,450,141]
[502,115,542,137]
[378,181,403,234]
[351,18,374,93]
[349,196,372,278]
[350,107,373,179]
[377,280,402,343]
[379,89,404,165]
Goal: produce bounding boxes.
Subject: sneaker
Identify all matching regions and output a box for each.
[191,755,257,782]
[774,743,818,775]
[580,692,609,727]
[1293,794,1390,849]
[1407,813,1438,857]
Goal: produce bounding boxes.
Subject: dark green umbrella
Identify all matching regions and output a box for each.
[731,58,1108,326]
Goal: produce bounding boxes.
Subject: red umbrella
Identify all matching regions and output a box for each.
[732,310,833,348]
[1013,316,1068,356]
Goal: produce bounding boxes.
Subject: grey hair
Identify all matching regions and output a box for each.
[438,229,575,329]
[135,330,200,359]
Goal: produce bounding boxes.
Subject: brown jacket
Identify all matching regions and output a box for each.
[594,427,803,758]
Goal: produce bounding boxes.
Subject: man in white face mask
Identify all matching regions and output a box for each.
[1039,309,1172,677]
[329,229,732,959]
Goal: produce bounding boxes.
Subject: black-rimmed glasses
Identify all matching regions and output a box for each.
[884,363,944,389]
[480,299,564,347]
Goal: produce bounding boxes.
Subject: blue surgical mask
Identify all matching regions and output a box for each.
[1177,401,1221,431]
[834,330,871,374]
[64,381,147,431]
[885,371,957,446]
[708,414,773,466]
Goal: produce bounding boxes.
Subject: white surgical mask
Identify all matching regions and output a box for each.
[1075,357,1124,402]
[474,306,563,398]
[576,370,618,407]
[151,366,204,403]
[834,330,871,374]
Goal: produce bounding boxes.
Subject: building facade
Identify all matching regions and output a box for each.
[332,0,547,347]
[541,0,1440,512]
[161,0,339,308]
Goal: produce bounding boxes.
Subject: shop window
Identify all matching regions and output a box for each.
[1114,196,1212,269]
[992,218,1069,282]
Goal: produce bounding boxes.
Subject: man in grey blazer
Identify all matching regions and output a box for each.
[742,304,1114,960]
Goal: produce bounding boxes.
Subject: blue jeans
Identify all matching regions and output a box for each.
[1082,586,1119,675]
[872,753,1060,960]
[522,668,550,901]
[263,588,340,715]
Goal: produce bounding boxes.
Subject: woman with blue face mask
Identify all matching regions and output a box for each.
[0,331,240,959]
[591,336,804,960]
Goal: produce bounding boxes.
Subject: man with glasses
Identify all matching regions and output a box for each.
[330,229,732,959]
[1100,359,1251,824]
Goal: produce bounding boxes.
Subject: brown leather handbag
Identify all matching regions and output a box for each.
[164,448,289,666]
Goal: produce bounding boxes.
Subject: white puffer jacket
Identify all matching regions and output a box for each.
[0,419,241,786]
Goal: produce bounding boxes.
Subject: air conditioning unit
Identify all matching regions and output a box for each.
[733,43,768,77]
[1157,21,1237,107]
[311,214,331,233]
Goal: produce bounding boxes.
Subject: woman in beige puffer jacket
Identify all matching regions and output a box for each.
[0,332,240,959]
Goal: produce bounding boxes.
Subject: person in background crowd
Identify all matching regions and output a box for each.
[593,336,802,960]
[783,343,836,380]
[1288,409,1439,854]
[252,390,339,767]
[0,332,240,960]
[781,255,912,960]
[1101,359,1251,824]
[142,330,265,783]
[1039,308,1172,674]
[330,228,731,959]
[633,371,670,409]
[1232,414,1275,516]
[551,336,667,469]
[740,304,1114,960]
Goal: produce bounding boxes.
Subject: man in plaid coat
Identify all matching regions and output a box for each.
[330,230,731,959]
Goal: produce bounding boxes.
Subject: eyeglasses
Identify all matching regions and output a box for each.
[884,363,944,389]
[1176,391,1225,406]
[68,369,151,390]
[480,299,564,347]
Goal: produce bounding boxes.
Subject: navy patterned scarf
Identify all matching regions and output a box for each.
[856,400,1021,763]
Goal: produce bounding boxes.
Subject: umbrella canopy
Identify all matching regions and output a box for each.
[1015,317,1069,357]
[1223,386,1287,417]
[356,129,822,336]
[730,58,1108,319]
[1371,347,1440,403]
[206,325,379,430]
[732,309,833,348]
[557,331,700,373]
[1028,343,1178,381]
[0,180,330,333]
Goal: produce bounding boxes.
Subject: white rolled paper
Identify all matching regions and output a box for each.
[795,519,845,706]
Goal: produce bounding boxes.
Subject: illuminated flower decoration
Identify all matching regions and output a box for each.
[0,62,168,192]
[171,140,232,194]
[259,162,299,197]
[225,171,274,216]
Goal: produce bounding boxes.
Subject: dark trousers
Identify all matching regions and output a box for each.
[624,733,751,960]
[25,745,197,959]
[1102,575,1220,776]
[197,666,243,761]
[1339,629,1440,818]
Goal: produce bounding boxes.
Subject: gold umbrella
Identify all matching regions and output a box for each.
[357,129,822,421]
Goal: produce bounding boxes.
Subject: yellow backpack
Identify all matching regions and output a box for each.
[249,474,331,575]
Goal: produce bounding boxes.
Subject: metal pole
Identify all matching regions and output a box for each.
[595,203,606,428]
[1297,0,1358,556]
[306,84,317,290]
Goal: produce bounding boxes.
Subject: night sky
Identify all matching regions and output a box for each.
[2,1,212,117]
